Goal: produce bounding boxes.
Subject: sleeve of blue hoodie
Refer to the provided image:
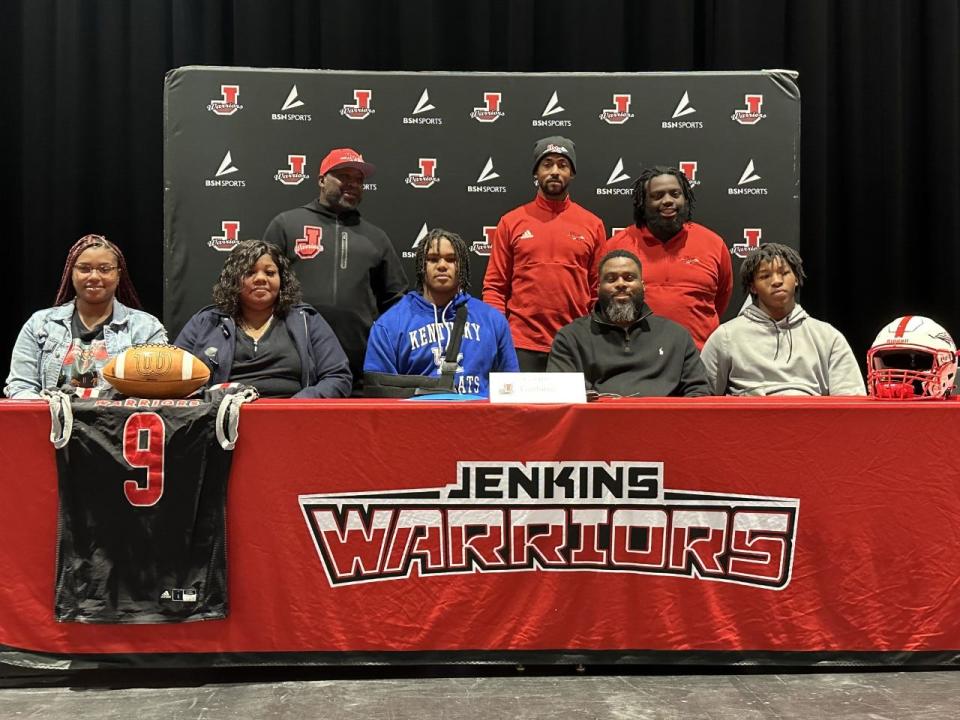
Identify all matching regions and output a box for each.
[364,310,404,375]
[490,305,520,372]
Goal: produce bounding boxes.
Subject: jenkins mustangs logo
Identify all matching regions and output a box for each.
[274,155,309,185]
[732,94,766,125]
[733,228,763,258]
[207,85,242,116]
[209,220,240,252]
[406,158,439,189]
[599,94,634,125]
[341,89,375,120]
[470,92,505,123]
[299,460,799,588]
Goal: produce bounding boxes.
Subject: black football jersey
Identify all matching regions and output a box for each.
[47,385,256,623]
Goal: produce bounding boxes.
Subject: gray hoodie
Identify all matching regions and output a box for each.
[700,302,865,396]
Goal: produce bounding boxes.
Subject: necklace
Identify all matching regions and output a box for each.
[240,315,273,346]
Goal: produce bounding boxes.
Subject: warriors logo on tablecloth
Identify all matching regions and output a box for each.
[300,461,799,589]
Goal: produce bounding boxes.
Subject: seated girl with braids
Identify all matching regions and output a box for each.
[5,234,166,398]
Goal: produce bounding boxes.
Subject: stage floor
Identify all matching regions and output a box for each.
[1,667,956,719]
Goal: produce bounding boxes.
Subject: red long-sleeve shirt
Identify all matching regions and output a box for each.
[606,223,733,349]
[483,194,606,353]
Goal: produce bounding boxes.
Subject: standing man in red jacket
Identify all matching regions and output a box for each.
[606,166,732,349]
[482,136,606,372]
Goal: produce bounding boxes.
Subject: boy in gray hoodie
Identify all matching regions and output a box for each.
[700,244,865,396]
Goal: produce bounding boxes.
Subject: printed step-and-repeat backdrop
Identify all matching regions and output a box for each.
[164,68,799,337]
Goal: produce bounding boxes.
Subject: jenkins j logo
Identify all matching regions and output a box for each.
[208,221,240,252]
[341,89,375,120]
[732,228,763,258]
[679,160,700,187]
[471,226,496,256]
[599,94,634,125]
[274,155,308,186]
[470,92,505,123]
[207,85,242,116]
[406,158,439,189]
[732,94,766,125]
[295,226,324,259]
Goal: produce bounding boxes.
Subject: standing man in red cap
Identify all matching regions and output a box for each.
[263,148,408,394]
[482,136,606,372]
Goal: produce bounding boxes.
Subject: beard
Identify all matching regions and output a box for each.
[599,290,645,325]
[643,204,690,239]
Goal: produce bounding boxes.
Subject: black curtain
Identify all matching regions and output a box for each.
[4,0,959,376]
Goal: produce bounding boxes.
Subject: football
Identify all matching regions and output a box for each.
[102,344,210,398]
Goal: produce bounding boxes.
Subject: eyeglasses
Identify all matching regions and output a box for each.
[73,264,118,276]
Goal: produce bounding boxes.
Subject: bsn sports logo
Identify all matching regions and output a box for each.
[679,161,700,187]
[728,159,768,196]
[662,91,704,129]
[471,226,496,256]
[403,89,443,125]
[274,155,309,186]
[733,228,763,258]
[732,94,766,125]
[596,158,632,196]
[295,225,324,259]
[207,85,242,116]
[341,89,375,120]
[599,94,634,125]
[402,223,430,259]
[468,158,506,193]
[406,158,439,189]
[272,85,311,121]
[205,151,245,187]
[533,91,572,127]
[208,221,240,252]
[299,460,799,589]
[470,92,505,123]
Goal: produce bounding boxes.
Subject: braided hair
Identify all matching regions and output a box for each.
[54,234,142,308]
[414,228,472,295]
[211,239,303,320]
[631,166,696,227]
[740,243,806,298]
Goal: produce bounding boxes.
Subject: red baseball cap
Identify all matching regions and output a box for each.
[318,148,376,178]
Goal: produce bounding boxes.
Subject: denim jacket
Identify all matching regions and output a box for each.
[4,300,167,399]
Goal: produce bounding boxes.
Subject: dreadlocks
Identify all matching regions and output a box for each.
[211,239,303,320]
[54,234,143,308]
[631,166,696,227]
[740,243,806,298]
[414,228,472,295]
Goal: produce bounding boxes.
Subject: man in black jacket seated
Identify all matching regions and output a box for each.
[262,148,408,395]
[547,249,710,398]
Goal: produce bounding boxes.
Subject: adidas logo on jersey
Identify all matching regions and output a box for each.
[519,230,534,240]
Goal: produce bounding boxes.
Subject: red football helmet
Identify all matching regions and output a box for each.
[867,316,958,399]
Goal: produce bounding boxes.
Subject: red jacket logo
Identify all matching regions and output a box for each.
[471,226,497,256]
[207,85,243,116]
[295,226,325,259]
[341,89,375,120]
[470,92,505,123]
[405,158,439,189]
[679,160,700,187]
[599,94,634,125]
[732,94,766,125]
[274,155,309,186]
[733,228,763,257]
[208,220,240,252]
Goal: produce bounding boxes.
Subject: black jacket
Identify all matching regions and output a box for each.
[262,200,408,391]
[547,303,710,397]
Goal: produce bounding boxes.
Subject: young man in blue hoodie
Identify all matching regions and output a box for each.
[364,228,518,396]
[700,243,864,396]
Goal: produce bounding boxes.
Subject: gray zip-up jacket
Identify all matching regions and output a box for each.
[700,302,865,396]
